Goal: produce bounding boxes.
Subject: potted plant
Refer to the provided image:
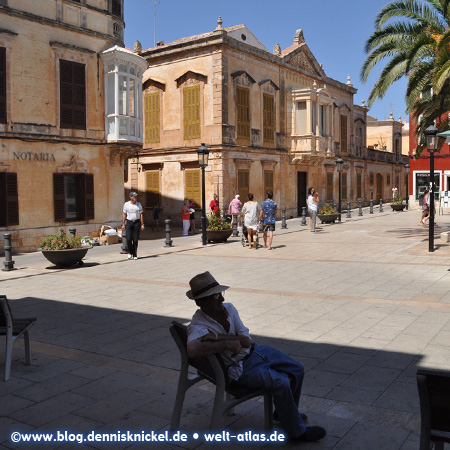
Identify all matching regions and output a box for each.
[391,195,406,211]
[206,211,233,242]
[317,203,339,224]
[40,229,91,267]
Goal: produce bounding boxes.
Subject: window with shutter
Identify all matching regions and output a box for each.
[340,114,348,155]
[183,85,200,140]
[146,171,160,206]
[238,170,249,201]
[53,173,66,222]
[185,169,201,208]
[357,173,362,199]
[236,87,250,139]
[0,47,6,124]
[263,94,274,143]
[112,0,122,17]
[84,173,94,220]
[264,171,274,196]
[326,173,334,201]
[342,173,348,200]
[0,173,19,226]
[144,92,160,143]
[60,60,86,130]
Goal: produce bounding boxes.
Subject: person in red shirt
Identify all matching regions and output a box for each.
[209,193,219,215]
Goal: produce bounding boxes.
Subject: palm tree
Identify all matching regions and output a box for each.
[361,0,450,152]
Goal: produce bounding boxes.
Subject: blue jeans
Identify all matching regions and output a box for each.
[236,344,305,438]
[308,208,317,232]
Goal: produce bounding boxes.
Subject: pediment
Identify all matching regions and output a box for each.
[283,45,325,78]
[175,70,208,88]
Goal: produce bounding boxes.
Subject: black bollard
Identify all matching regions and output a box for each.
[281,209,287,229]
[232,214,239,237]
[358,200,363,216]
[120,227,128,254]
[164,219,173,247]
[379,199,383,212]
[346,202,351,218]
[2,233,16,271]
[301,207,307,226]
[370,199,374,214]
[69,227,76,237]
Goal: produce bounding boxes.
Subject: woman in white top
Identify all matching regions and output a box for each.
[307,187,320,232]
[242,193,259,249]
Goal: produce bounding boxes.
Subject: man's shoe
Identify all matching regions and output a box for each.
[133,256,138,260]
[128,254,133,260]
[292,426,326,442]
[273,411,307,423]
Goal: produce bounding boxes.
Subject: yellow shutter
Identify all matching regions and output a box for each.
[144,92,160,144]
[185,169,201,208]
[238,170,249,201]
[236,87,250,139]
[145,171,160,206]
[264,171,274,194]
[183,85,200,140]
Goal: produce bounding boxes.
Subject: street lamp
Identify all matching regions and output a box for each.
[197,143,210,246]
[424,125,438,252]
[404,163,410,210]
[336,157,344,222]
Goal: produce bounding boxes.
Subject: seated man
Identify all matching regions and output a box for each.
[186,271,326,443]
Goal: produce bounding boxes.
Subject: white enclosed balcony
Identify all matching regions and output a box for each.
[101,46,148,144]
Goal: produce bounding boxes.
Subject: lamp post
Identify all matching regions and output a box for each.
[197,143,210,246]
[404,163,410,210]
[424,125,438,253]
[336,157,344,222]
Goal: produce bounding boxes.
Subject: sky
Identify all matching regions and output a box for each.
[124,0,408,122]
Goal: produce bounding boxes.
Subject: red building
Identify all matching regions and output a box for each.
[408,114,450,203]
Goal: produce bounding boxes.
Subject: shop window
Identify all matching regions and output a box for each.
[264,170,274,196]
[185,169,201,208]
[0,172,19,226]
[238,170,249,201]
[183,85,200,140]
[53,173,94,222]
[326,172,333,201]
[144,92,160,143]
[263,94,274,143]
[60,60,86,130]
[236,86,250,139]
[340,114,347,154]
[0,47,6,124]
[146,171,160,207]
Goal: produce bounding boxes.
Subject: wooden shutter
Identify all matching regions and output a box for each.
[83,173,94,220]
[263,94,274,142]
[342,173,348,200]
[238,170,249,201]
[340,114,347,154]
[0,47,6,124]
[0,173,18,226]
[183,85,200,140]
[236,87,250,139]
[53,173,66,222]
[146,171,160,206]
[326,173,333,201]
[60,60,85,130]
[185,169,201,208]
[264,171,274,195]
[145,93,160,143]
[112,0,122,17]
[357,173,362,199]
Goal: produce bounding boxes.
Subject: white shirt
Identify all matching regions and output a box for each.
[123,201,143,221]
[188,303,251,380]
[242,202,259,229]
[307,195,318,212]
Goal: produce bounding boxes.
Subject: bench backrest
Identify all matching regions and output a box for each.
[0,295,12,328]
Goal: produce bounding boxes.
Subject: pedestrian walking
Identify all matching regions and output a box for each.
[189,199,197,234]
[307,187,320,232]
[152,201,162,232]
[242,193,259,249]
[209,193,219,215]
[418,189,429,225]
[392,185,398,199]
[259,190,277,250]
[182,200,192,236]
[122,192,144,260]
[228,194,242,227]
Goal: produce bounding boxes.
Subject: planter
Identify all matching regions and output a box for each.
[391,204,406,211]
[317,213,339,224]
[41,247,91,267]
[206,229,233,243]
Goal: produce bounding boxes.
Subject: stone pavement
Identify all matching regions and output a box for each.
[1,206,450,450]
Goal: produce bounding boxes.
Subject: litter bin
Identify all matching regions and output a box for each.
[419,194,424,207]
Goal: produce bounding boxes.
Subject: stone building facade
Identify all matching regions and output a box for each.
[132,20,407,224]
[0,0,147,251]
